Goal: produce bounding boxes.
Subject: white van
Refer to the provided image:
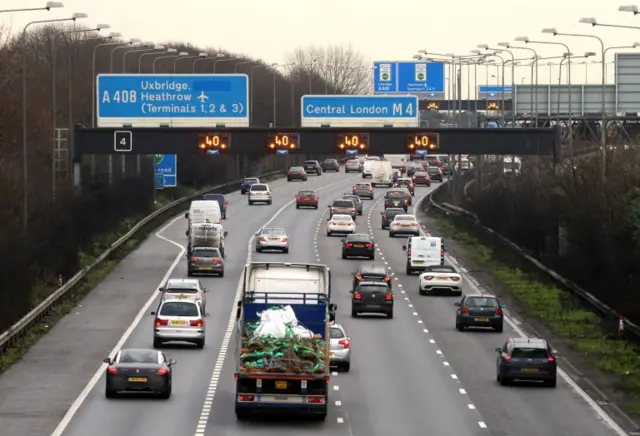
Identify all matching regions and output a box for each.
[186,200,222,235]
[402,236,444,274]
[371,161,393,187]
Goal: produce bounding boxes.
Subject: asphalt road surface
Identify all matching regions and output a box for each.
[0,169,629,436]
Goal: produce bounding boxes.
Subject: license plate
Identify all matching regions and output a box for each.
[199,266,213,270]
[401,224,409,227]
[522,367,538,373]
[128,377,147,382]
[474,317,489,322]
[275,381,287,389]
[436,276,448,279]
[353,244,364,247]
[170,320,187,326]
[330,352,335,357]
[269,238,279,241]
[413,261,424,264]
[393,202,399,205]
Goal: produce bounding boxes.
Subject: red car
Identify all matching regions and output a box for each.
[296,190,319,209]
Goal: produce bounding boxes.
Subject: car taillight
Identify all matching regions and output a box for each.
[407,249,411,256]
[314,196,318,200]
[411,223,418,226]
[412,176,416,180]
[190,257,199,262]
[365,243,372,248]
[461,307,469,314]
[190,319,203,327]
[352,187,357,191]
[450,276,460,281]
[495,308,503,316]
[355,274,363,280]
[504,355,511,361]
[368,188,373,191]
[423,275,434,280]
[259,236,266,242]
[353,292,362,299]
[157,368,169,375]
[352,208,356,212]
[281,237,288,242]
[385,293,393,301]
[338,339,350,349]
[288,172,291,175]
[155,319,169,326]
[266,192,271,196]
[547,356,555,363]
[441,249,444,257]
[107,366,118,375]
[212,257,221,262]
[384,275,390,281]
[330,207,334,212]
[346,243,353,247]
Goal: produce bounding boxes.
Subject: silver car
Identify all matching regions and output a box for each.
[187,247,224,278]
[255,228,289,253]
[159,278,208,314]
[151,299,205,349]
[329,324,351,372]
[345,159,362,173]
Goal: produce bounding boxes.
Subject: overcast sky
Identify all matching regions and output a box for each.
[3,0,640,92]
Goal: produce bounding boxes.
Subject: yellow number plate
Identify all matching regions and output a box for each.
[275,381,287,389]
[474,317,489,322]
[413,261,424,264]
[353,244,364,248]
[128,377,147,382]
[170,320,187,326]
[199,267,212,270]
[330,352,335,357]
[522,367,538,373]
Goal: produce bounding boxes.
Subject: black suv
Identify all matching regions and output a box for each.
[350,282,394,318]
[384,190,409,212]
[495,337,558,387]
[341,234,375,259]
[303,160,322,175]
[322,159,340,172]
[380,207,405,229]
[341,194,363,215]
[352,265,391,290]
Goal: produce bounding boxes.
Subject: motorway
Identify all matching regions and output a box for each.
[0,166,627,436]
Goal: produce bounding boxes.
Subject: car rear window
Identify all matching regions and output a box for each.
[330,327,345,339]
[290,167,304,171]
[166,287,199,294]
[332,215,352,221]
[355,183,370,188]
[342,196,359,202]
[325,159,337,163]
[465,297,499,307]
[261,228,285,235]
[251,185,267,191]
[244,178,259,183]
[119,350,157,364]
[415,172,428,177]
[346,234,371,242]
[394,215,414,221]
[425,265,456,273]
[333,200,354,207]
[159,301,199,317]
[385,209,403,217]
[511,348,549,359]
[386,191,405,198]
[298,191,315,196]
[361,266,386,275]
[192,248,220,258]
[365,156,380,161]
[357,284,389,293]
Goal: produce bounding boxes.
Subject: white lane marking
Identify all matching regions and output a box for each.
[51,215,186,436]
[333,385,340,391]
[337,417,344,424]
[479,422,487,429]
[451,374,458,380]
[459,388,467,394]
[335,400,342,406]
[468,404,476,409]
[413,191,630,436]
[443,361,450,366]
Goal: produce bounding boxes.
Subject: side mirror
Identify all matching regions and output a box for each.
[224,231,228,237]
[494,347,502,353]
[150,311,156,315]
[184,212,189,219]
[380,212,384,215]
[349,289,354,293]
[169,359,177,366]
[329,312,335,322]
[402,245,407,251]
[158,287,164,292]
[453,301,460,306]
[102,357,111,364]
[552,349,559,356]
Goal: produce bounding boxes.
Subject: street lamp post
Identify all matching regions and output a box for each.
[499,42,538,121]
[250,62,265,124]
[1,1,63,14]
[110,41,144,73]
[601,44,640,82]
[139,47,171,72]
[271,63,294,126]
[192,54,211,73]
[235,59,252,73]
[153,51,186,72]
[21,13,87,229]
[124,45,162,72]
[543,27,606,179]
[174,54,207,73]
[91,34,125,127]
[214,55,238,73]
[479,45,516,124]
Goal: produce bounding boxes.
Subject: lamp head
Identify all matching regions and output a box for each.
[619,5,639,14]
[198,52,207,57]
[634,42,640,48]
[178,52,189,56]
[71,12,88,19]
[45,1,64,9]
[154,45,165,50]
[96,24,111,30]
[563,52,573,57]
[542,28,558,35]
[418,49,427,54]
[129,38,141,44]
[470,49,481,54]
[579,17,597,26]
[514,36,529,43]
[412,54,422,60]
[166,48,177,53]
[584,51,596,57]
[497,42,510,48]
[477,44,489,49]
[107,32,121,38]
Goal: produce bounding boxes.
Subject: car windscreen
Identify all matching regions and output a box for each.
[333,200,353,207]
[251,185,267,191]
[192,248,220,258]
[330,327,345,339]
[159,301,199,317]
[465,297,499,308]
[119,349,157,364]
[346,234,371,242]
[386,192,405,198]
[511,348,549,359]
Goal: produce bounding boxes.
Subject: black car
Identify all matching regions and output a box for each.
[341,233,375,259]
[352,265,391,290]
[303,160,322,175]
[380,207,405,229]
[350,282,394,318]
[384,190,409,212]
[412,171,432,186]
[287,166,307,181]
[342,194,363,215]
[496,337,557,387]
[322,158,340,172]
[455,294,504,332]
[103,348,176,398]
[426,166,444,182]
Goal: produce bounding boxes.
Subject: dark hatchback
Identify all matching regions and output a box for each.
[406,163,423,177]
[342,194,363,215]
[350,282,394,318]
[384,190,409,212]
[352,265,391,290]
[455,294,504,332]
[202,193,227,219]
[426,166,444,182]
[380,207,405,229]
[496,337,558,387]
[103,348,175,399]
[240,177,259,194]
[303,160,322,175]
[188,247,224,277]
[341,234,375,259]
[412,171,432,186]
[287,166,308,181]
[322,158,340,172]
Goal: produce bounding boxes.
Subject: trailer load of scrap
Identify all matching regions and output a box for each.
[239,305,326,374]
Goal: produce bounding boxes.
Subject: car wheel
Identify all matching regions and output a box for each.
[327,231,331,236]
[159,382,172,399]
[387,311,394,319]
[219,270,224,278]
[296,204,300,209]
[153,338,163,348]
[500,374,510,386]
[235,408,250,420]
[546,378,557,388]
[314,205,318,209]
[351,310,357,317]
[248,201,253,205]
[256,247,262,253]
[496,371,501,383]
[389,232,395,237]
[369,254,375,260]
[105,386,117,399]
[419,288,426,296]
[283,248,289,253]
[187,270,193,277]
[494,324,504,333]
[342,362,351,372]
[456,321,464,331]
[195,339,205,349]
[406,266,412,274]
[342,253,347,259]
[267,200,272,205]
[287,177,292,181]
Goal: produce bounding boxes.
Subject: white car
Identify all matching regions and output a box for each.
[389,214,420,237]
[327,214,356,236]
[418,265,462,296]
[248,184,272,205]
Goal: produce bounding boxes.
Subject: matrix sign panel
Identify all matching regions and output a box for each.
[197,133,230,154]
[406,133,439,152]
[267,132,300,153]
[336,132,369,151]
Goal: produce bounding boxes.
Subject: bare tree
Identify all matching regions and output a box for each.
[286,45,370,95]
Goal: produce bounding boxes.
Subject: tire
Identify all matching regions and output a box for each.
[327,231,331,236]
[105,387,117,399]
[219,271,224,278]
[195,338,205,349]
[456,321,464,331]
[187,270,193,277]
[283,248,289,253]
[153,338,163,348]
[389,232,395,237]
[546,378,557,388]
[406,266,412,274]
[267,200,272,205]
[369,254,375,260]
[248,201,253,205]
[159,382,172,399]
[496,372,501,383]
[314,205,318,209]
[256,247,262,253]
[287,177,292,181]
[419,289,426,296]
[500,374,509,386]
[342,362,351,372]
[342,253,347,259]
[235,408,250,420]
[494,324,504,333]
[351,310,357,317]
[296,204,300,209]
[387,311,394,319]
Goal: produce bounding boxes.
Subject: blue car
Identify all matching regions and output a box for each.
[202,193,227,219]
[240,177,259,195]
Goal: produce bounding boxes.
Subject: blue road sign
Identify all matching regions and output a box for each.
[478,85,513,97]
[275,149,289,155]
[414,149,428,156]
[301,95,418,119]
[346,149,359,156]
[155,173,165,190]
[373,61,445,94]
[96,74,249,120]
[206,149,220,155]
[155,154,177,187]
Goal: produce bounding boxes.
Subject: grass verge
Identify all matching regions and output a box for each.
[435,216,640,416]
